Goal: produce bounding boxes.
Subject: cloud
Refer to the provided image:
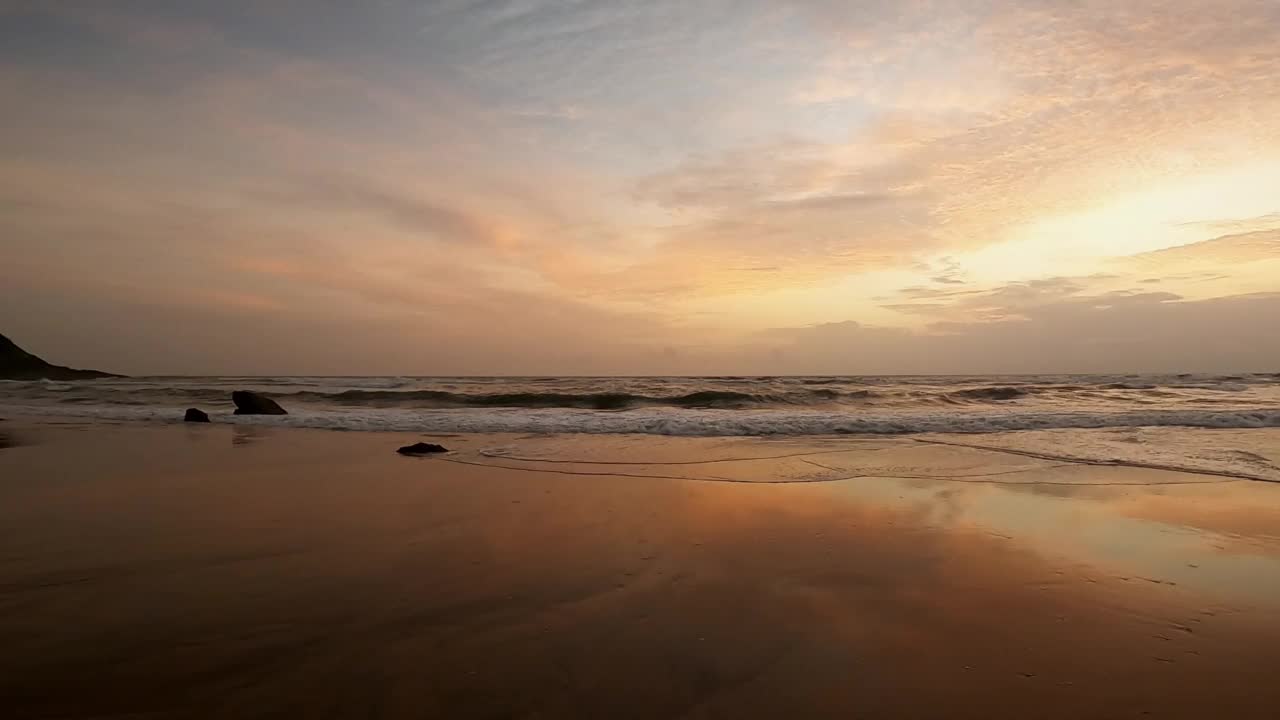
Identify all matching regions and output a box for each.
[599,186,934,298]
[1115,228,1280,298]
[883,275,1149,321]
[1130,228,1280,266]
[261,176,516,250]
[617,130,942,297]
[605,0,1280,303]
[1179,213,1280,235]
[1,1,1278,373]
[755,289,1280,374]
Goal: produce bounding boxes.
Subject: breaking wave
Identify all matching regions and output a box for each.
[6,404,1280,436]
[18,379,1276,411]
[4,373,1280,436]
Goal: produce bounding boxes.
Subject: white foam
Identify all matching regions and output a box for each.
[6,403,1279,436]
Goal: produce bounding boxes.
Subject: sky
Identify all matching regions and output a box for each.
[1,0,1278,375]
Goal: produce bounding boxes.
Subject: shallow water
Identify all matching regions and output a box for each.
[4,375,1280,482]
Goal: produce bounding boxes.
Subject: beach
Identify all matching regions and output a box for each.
[7,0,1279,715]
[3,419,1280,718]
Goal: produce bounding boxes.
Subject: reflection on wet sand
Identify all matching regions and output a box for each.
[231,423,273,447]
[2,423,1280,718]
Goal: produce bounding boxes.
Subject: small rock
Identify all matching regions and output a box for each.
[231,390,287,415]
[397,442,449,456]
[184,408,211,423]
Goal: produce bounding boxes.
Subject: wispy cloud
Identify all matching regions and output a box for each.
[757,289,1280,374]
[1,0,1277,372]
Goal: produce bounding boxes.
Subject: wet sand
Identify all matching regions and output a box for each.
[2,420,1280,718]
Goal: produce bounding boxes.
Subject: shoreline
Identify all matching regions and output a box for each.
[5,372,1280,441]
[5,408,1280,484]
[3,420,1280,717]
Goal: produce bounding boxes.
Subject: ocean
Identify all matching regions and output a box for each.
[3,374,1278,436]
[5,373,1279,482]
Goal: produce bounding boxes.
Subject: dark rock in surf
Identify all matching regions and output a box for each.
[184,408,211,423]
[231,390,287,415]
[397,442,449,456]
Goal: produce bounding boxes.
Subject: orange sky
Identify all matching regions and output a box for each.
[1,0,1277,374]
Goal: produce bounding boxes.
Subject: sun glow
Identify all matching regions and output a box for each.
[955,159,1280,282]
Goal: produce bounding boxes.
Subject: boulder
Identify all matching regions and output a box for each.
[231,390,287,415]
[184,408,211,423]
[397,442,449,456]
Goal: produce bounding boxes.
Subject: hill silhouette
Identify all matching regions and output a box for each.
[0,334,119,380]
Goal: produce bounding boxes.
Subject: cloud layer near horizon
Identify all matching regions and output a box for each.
[1,0,1277,374]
